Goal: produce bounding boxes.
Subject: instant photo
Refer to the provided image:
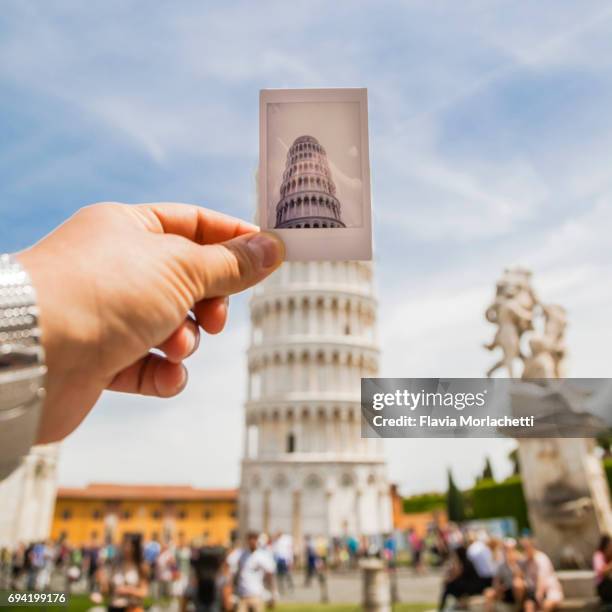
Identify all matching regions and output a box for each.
[259,88,372,261]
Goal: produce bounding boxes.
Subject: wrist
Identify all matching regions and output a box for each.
[0,254,46,473]
[15,246,100,442]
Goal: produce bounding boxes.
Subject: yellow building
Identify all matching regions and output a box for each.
[51,483,237,547]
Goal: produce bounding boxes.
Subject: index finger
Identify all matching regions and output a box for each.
[134,202,259,245]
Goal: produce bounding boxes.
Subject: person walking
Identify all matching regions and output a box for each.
[10,544,25,590]
[175,533,193,598]
[271,533,293,595]
[594,534,612,605]
[182,546,233,612]
[156,542,177,600]
[304,536,317,587]
[99,534,149,612]
[228,532,276,612]
[408,528,424,574]
[84,533,101,594]
[24,542,39,591]
[0,547,10,590]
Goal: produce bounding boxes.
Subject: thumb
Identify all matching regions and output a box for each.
[189,231,285,299]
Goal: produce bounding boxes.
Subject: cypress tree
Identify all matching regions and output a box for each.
[482,456,495,481]
[447,468,465,522]
[508,448,520,475]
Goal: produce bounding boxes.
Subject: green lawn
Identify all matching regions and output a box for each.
[0,593,92,612]
[0,593,434,612]
[278,605,433,611]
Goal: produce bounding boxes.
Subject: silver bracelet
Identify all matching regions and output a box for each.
[0,253,46,479]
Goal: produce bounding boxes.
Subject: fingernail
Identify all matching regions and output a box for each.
[246,232,284,269]
[178,365,188,391]
[187,319,199,353]
[189,329,199,353]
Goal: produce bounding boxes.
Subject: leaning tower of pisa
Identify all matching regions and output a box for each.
[239,261,392,547]
[274,135,346,229]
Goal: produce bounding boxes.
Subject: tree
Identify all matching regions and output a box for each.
[508,447,520,475]
[481,456,495,481]
[447,468,465,522]
[597,433,612,458]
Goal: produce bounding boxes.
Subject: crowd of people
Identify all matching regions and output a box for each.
[436,529,565,611]
[403,523,461,573]
[444,536,564,611]
[3,527,612,610]
[435,527,612,610]
[0,530,382,611]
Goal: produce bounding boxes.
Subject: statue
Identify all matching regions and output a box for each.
[517,303,567,379]
[484,266,568,379]
[484,267,536,377]
[542,304,567,378]
[484,268,612,569]
[521,337,556,379]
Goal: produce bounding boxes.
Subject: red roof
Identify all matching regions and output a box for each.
[57,483,237,502]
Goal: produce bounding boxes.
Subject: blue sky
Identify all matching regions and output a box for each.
[1,1,612,493]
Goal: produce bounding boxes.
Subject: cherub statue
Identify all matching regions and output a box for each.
[484,268,536,377]
[520,304,567,379]
[522,336,556,378]
[542,304,567,378]
[485,266,569,379]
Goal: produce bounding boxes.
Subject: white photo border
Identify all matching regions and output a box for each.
[259,88,372,261]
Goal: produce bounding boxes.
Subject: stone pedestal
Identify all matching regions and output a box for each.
[509,383,612,568]
[518,437,612,567]
[361,559,391,612]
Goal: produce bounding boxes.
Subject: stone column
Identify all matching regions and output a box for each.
[355,488,363,536]
[326,489,334,538]
[323,297,332,334]
[325,410,335,454]
[238,488,249,540]
[280,302,288,337]
[361,559,391,612]
[244,421,250,458]
[263,489,271,535]
[292,490,302,559]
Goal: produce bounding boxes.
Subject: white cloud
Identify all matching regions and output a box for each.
[376,152,548,241]
[478,4,612,72]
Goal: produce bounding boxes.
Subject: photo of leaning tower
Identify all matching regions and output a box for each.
[274,135,346,229]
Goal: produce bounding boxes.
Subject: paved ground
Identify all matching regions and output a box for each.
[143,569,441,610]
[277,568,441,605]
[2,567,441,610]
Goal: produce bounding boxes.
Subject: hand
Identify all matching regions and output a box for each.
[16,202,284,443]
